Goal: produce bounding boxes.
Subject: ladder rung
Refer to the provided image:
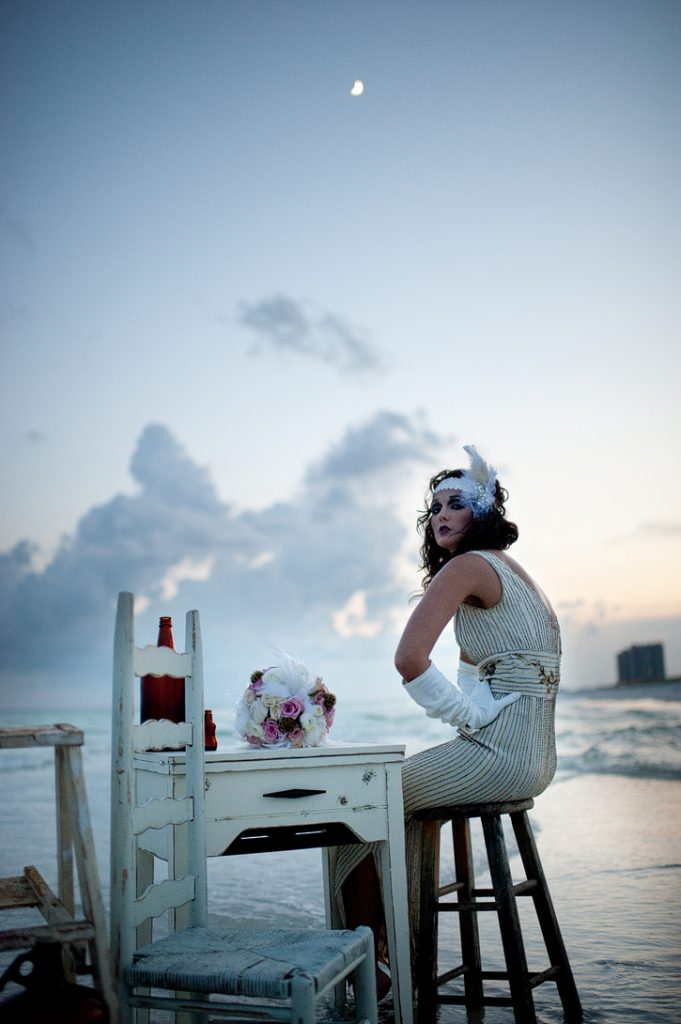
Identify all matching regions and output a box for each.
[0,920,95,951]
[0,876,38,910]
[0,724,83,748]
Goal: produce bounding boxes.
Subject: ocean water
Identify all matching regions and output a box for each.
[1,682,680,1022]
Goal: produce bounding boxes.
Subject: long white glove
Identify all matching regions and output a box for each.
[456,660,479,697]
[404,662,521,733]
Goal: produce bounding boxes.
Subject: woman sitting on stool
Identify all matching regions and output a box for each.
[335,445,562,998]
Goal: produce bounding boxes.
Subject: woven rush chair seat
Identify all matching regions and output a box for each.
[414,798,582,1024]
[127,925,373,998]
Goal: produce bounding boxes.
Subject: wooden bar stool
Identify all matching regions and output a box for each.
[414,799,582,1024]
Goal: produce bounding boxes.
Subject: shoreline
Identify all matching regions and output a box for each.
[566,677,681,700]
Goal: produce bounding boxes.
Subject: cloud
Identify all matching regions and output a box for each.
[237,294,381,373]
[0,204,35,251]
[609,520,681,544]
[332,591,383,639]
[25,429,48,443]
[637,521,681,538]
[0,413,443,705]
[305,410,443,490]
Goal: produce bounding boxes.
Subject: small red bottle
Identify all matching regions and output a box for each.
[204,709,218,751]
[140,616,186,723]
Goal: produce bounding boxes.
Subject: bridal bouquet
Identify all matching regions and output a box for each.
[235,651,337,749]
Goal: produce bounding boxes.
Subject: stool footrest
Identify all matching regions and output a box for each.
[435,964,467,986]
[437,899,498,912]
[435,966,563,1009]
[436,966,561,988]
[439,880,464,897]
[437,877,538,914]
[529,966,561,988]
[439,993,516,1007]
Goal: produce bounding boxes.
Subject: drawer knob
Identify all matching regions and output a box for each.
[262,787,327,799]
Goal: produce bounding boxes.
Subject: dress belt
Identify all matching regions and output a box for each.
[477,650,560,698]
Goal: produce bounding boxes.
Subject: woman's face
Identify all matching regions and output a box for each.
[429,489,473,552]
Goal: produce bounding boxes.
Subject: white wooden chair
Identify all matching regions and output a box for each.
[110,591,378,1024]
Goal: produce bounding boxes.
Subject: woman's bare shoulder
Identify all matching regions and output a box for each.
[437,552,502,606]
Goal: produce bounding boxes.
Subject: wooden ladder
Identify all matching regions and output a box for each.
[0,724,116,1020]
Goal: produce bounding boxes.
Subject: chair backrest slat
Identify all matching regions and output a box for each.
[132,876,195,928]
[133,645,191,679]
[133,720,192,751]
[132,797,194,834]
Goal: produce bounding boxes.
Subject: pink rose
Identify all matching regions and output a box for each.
[287,727,305,745]
[281,697,305,719]
[262,719,282,742]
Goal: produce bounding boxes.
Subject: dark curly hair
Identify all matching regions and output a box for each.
[417,468,519,591]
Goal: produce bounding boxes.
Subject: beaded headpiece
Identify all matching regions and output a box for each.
[433,445,497,519]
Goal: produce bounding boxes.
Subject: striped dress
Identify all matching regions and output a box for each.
[333,549,562,949]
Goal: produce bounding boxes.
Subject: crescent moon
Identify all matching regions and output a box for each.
[350,80,364,96]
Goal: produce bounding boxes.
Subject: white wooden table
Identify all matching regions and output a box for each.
[135,741,413,1024]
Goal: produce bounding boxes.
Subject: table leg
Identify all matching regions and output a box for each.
[377,839,413,1024]
[380,761,413,1024]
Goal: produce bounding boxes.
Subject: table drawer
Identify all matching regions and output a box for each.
[205,761,388,822]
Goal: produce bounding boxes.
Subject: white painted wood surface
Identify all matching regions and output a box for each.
[111,591,382,1024]
[133,719,191,751]
[132,796,193,833]
[133,644,190,679]
[132,877,195,928]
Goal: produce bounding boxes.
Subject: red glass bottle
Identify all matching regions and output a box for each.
[140,616,186,723]
[204,709,218,751]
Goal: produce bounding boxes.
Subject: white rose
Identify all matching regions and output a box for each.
[245,720,264,739]
[306,723,326,746]
[300,711,315,730]
[251,700,269,724]
[300,712,325,744]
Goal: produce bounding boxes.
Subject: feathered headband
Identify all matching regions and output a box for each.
[433,445,497,519]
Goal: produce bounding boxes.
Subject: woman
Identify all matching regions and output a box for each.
[336,445,561,997]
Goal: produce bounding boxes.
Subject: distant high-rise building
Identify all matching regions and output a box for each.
[617,643,666,685]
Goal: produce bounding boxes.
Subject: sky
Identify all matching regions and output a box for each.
[1,0,680,709]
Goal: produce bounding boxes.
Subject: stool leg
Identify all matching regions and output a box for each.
[511,811,583,1022]
[416,819,440,1024]
[452,818,483,1008]
[481,814,536,1024]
